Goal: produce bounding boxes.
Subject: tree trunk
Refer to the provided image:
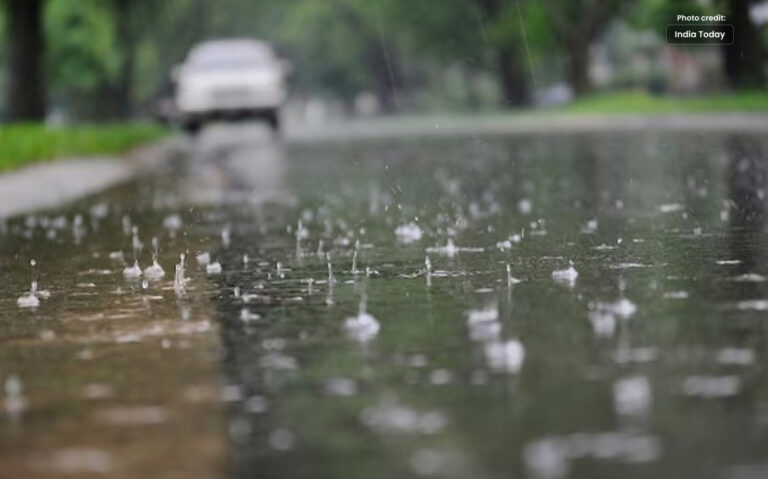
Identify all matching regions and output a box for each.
[567,39,591,97]
[722,0,764,88]
[476,0,530,108]
[368,41,402,113]
[498,49,530,107]
[4,0,46,121]
[462,68,481,110]
[113,0,136,118]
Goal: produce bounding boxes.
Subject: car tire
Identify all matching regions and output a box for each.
[266,110,280,133]
[182,120,203,136]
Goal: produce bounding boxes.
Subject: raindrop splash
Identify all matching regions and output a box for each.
[351,249,359,275]
[506,263,521,286]
[174,253,188,294]
[17,259,47,308]
[143,237,165,280]
[122,260,142,279]
[206,261,223,275]
[326,252,336,284]
[343,294,380,342]
[551,261,578,285]
[4,375,26,420]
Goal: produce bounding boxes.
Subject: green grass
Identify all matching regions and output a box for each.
[0,123,167,173]
[565,90,768,113]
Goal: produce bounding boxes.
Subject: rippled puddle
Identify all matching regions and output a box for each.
[0,154,227,477]
[3,127,768,478]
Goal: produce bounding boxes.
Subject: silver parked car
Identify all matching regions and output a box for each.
[173,39,289,133]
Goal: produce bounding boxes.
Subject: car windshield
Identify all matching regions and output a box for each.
[186,42,272,70]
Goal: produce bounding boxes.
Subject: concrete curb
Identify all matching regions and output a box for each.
[286,113,768,143]
[0,136,182,219]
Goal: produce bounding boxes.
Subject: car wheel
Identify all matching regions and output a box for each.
[266,110,280,133]
[182,120,203,135]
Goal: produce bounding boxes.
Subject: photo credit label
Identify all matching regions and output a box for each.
[666,24,734,44]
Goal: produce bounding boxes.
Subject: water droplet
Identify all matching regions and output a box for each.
[484,339,525,374]
[206,261,222,275]
[326,252,336,284]
[613,376,652,417]
[395,222,423,243]
[122,260,142,279]
[143,260,165,280]
[269,428,296,451]
[506,263,521,286]
[682,375,741,398]
[551,261,578,286]
[196,251,211,266]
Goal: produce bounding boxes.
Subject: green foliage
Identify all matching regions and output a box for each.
[272,0,374,98]
[565,90,768,113]
[0,5,5,115]
[0,2,7,118]
[384,0,487,63]
[630,0,709,33]
[45,0,119,92]
[0,5,5,54]
[2,0,766,118]
[0,123,166,172]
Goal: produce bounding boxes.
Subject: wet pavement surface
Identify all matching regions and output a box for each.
[3,124,768,478]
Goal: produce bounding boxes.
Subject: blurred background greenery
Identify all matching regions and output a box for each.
[0,0,766,124]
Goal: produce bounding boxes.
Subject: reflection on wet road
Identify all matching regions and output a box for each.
[3,124,768,478]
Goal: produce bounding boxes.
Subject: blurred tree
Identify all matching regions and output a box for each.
[112,0,136,117]
[0,7,6,116]
[46,0,182,119]
[629,0,705,30]
[46,0,119,119]
[3,0,46,121]
[721,0,765,88]
[541,0,625,96]
[476,0,531,106]
[268,0,406,112]
[141,0,213,107]
[386,0,496,109]
[391,0,554,108]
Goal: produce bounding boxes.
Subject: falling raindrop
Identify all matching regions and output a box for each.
[221,227,231,248]
[162,214,182,234]
[131,226,143,258]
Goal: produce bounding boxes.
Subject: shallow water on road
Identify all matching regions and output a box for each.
[3,125,768,478]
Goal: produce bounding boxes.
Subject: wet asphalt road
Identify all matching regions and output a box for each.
[3,123,768,478]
